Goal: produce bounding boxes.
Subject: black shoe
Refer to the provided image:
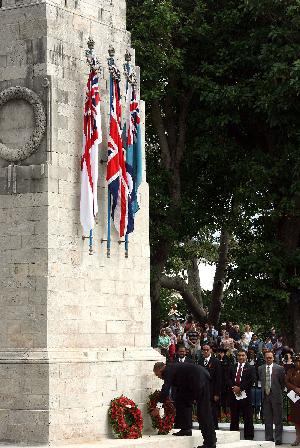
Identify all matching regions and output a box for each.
[275,442,282,446]
[173,429,192,436]
[196,445,216,448]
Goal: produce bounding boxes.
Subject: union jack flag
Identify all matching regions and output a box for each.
[106,77,132,237]
[80,69,102,233]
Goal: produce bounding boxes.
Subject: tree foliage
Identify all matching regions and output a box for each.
[127,0,300,347]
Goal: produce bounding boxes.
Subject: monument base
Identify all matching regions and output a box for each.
[0,348,162,444]
[0,430,275,447]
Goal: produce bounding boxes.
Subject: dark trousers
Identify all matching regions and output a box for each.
[211,399,219,429]
[230,395,254,440]
[174,399,192,430]
[197,387,217,448]
[263,394,283,443]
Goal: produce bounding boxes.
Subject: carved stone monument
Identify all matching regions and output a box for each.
[0,0,161,443]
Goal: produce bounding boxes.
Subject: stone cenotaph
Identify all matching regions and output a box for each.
[0,0,161,443]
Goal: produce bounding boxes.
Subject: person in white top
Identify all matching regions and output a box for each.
[243,325,254,344]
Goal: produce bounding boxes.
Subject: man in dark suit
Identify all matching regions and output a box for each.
[227,349,255,440]
[198,344,222,429]
[258,350,285,445]
[174,345,194,363]
[153,361,216,448]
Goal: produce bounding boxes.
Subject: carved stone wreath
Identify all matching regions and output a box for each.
[0,86,46,162]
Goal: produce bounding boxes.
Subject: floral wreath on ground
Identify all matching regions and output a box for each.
[108,395,143,439]
[148,390,176,434]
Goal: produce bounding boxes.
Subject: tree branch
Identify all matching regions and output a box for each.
[208,229,230,325]
[161,274,207,321]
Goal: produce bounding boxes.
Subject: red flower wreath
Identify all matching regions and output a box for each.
[148,390,176,435]
[108,395,143,439]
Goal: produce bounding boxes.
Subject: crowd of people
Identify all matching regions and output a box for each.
[155,313,300,447]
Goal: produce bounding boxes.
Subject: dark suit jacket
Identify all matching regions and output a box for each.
[227,362,255,396]
[198,356,222,398]
[159,362,210,404]
[258,363,285,403]
[174,356,194,364]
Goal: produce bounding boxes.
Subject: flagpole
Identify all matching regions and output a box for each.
[123,50,137,258]
[124,54,130,259]
[107,46,120,258]
[81,37,101,255]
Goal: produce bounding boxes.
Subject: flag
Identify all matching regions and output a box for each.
[124,75,143,222]
[106,77,132,237]
[80,69,102,234]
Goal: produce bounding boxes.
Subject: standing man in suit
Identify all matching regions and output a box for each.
[258,350,285,445]
[198,344,222,429]
[174,345,194,363]
[227,349,255,440]
[153,361,217,448]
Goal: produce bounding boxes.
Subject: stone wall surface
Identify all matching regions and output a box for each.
[0,0,162,443]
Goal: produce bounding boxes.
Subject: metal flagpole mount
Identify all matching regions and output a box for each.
[82,234,93,255]
[107,45,121,81]
[123,49,137,86]
[85,37,102,74]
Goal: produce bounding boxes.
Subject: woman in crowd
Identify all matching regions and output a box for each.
[286,354,300,446]
[157,328,170,358]
[243,324,254,344]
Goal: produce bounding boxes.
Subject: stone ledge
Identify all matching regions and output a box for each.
[0,348,163,363]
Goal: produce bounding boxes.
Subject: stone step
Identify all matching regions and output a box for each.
[0,431,275,448]
[40,430,273,448]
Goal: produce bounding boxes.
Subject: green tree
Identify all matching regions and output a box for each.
[127,0,300,348]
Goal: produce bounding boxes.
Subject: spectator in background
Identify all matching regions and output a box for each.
[221,332,234,350]
[157,328,170,358]
[282,349,294,373]
[200,331,210,347]
[270,328,277,345]
[165,327,176,362]
[231,324,242,343]
[227,349,255,440]
[217,348,231,413]
[240,333,250,351]
[264,336,273,351]
[273,336,284,363]
[248,334,260,353]
[186,322,200,359]
[174,345,194,364]
[258,350,285,445]
[285,354,300,446]
[208,324,219,344]
[244,325,254,344]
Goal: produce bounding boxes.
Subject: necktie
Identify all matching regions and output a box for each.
[235,364,242,385]
[204,359,208,367]
[265,366,271,395]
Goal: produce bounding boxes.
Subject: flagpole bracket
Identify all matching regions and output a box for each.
[107,45,121,81]
[86,37,102,74]
[82,235,93,255]
[123,49,137,86]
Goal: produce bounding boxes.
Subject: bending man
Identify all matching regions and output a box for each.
[153,361,216,448]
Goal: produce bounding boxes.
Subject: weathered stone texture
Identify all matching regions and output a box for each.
[0,0,161,444]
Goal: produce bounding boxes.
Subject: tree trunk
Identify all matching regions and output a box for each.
[277,210,300,350]
[160,274,207,322]
[208,229,230,326]
[150,240,171,346]
[187,257,203,307]
[150,275,162,347]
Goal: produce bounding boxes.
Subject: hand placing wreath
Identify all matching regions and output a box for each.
[148,390,176,435]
